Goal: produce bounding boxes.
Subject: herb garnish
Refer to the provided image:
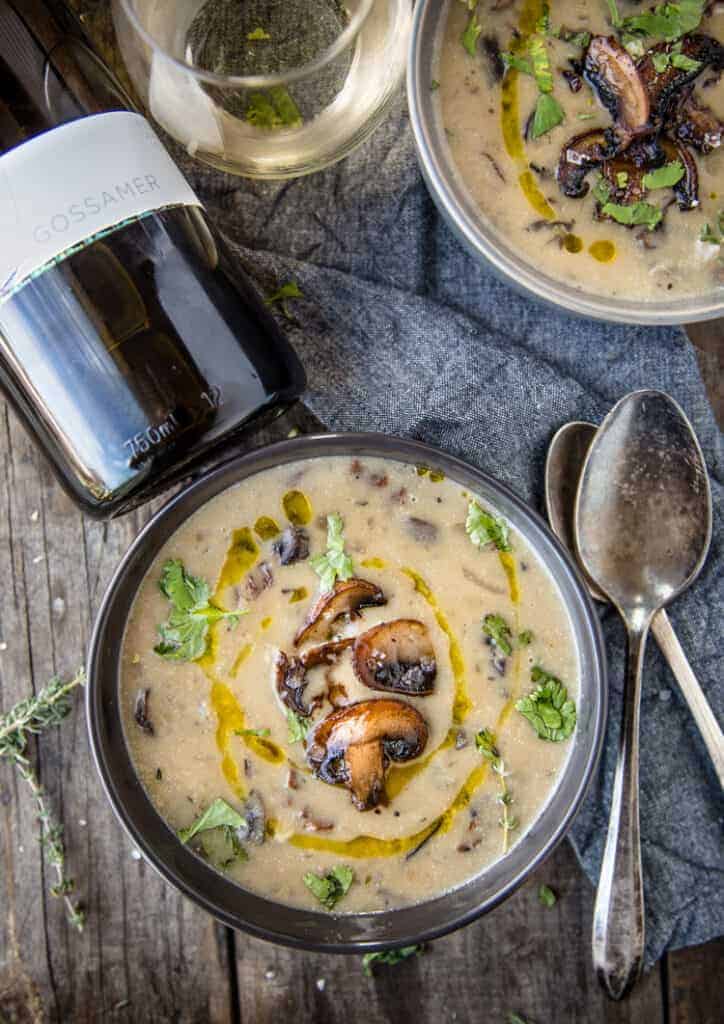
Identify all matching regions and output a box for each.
[303,865,354,910]
[483,613,513,656]
[287,709,310,744]
[502,28,565,139]
[518,629,534,646]
[178,797,246,844]
[642,160,685,190]
[538,883,557,907]
[245,86,302,129]
[555,27,592,49]
[265,280,303,319]
[475,729,519,851]
[154,559,241,662]
[466,500,512,552]
[593,177,663,231]
[651,41,702,73]
[310,513,355,591]
[362,945,424,976]
[515,666,577,741]
[460,1,482,57]
[235,727,271,739]
[699,211,724,250]
[247,27,271,40]
[0,669,86,931]
[621,0,705,43]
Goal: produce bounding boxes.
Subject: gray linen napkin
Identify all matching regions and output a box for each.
[179,92,723,966]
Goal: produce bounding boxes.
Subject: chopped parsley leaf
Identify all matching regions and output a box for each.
[461,7,482,57]
[310,513,355,591]
[515,666,577,741]
[466,500,512,552]
[154,560,241,662]
[362,945,424,976]
[304,865,354,910]
[601,200,663,230]
[178,797,246,844]
[483,613,513,656]
[621,0,705,42]
[538,883,557,907]
[642,160,685,190]
[286,709,310,744]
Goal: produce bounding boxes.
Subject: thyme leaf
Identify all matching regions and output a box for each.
[475,729,518,851]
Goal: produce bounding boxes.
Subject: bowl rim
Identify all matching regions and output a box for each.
[407,0,724,326]
[86,431,607,952]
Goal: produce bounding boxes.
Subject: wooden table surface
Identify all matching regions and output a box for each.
[1,4,722,1022]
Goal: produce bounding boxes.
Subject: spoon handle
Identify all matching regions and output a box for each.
[593,624,647,1001]
[651,610,724,788]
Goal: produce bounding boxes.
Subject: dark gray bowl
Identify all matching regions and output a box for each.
[87,433,606,952]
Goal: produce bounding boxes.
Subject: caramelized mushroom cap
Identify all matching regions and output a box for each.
[294,578,386,646]
[557,129,616,198]
[660,138,699,210]
[275,638,354,716]
[584,36,650,136]
[600,136,666,205]
[306,699,428,810]
[672,95,723,155]
[275,651,312,716]
[639,35,724,124]
[353,619,437,696]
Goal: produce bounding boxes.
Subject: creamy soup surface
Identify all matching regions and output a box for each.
[121,456,580,913]
[437,0,724,302]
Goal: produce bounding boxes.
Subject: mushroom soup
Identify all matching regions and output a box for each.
[437,0,724,302]
[121,456,579,913]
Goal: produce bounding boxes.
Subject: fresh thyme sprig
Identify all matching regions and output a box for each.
[0,669,86,931]
[475,728,519,853]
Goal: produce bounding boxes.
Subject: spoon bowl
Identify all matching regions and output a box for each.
[545,422,606,603]
[574,390,712,1001]
[575,393,711,619]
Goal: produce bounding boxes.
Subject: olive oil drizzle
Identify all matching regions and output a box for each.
[401,568,472,723]
[386,727,457,799]
[500,0,555,220]
[497,551,523,729]
[361,557,387,570]
[282,489,312,526]
[230,643,253,677]
[213,527,259,603]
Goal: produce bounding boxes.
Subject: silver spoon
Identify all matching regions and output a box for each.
[574,390,713,1001]
[546,421,724,787]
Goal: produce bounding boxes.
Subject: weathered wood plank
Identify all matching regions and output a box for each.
[0,400,236,1024]
[667,938,724,1024]
[233,841,665,1024]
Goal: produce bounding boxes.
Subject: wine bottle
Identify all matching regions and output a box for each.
[0,0,305,517]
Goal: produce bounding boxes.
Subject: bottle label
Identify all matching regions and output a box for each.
[0,111,201,303]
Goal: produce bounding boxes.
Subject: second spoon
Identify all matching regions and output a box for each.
[545,420,724,789]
